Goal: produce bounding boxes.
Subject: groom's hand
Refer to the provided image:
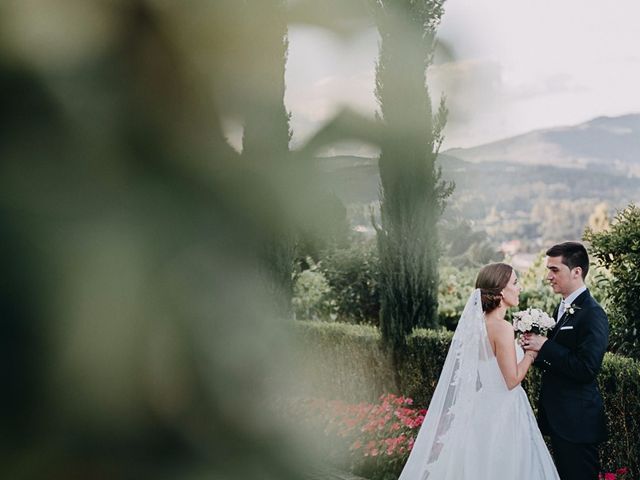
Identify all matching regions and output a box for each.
[522,333,547,352]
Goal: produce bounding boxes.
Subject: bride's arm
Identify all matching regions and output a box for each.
[490,321,537,390]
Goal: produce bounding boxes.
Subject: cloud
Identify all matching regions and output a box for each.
[429,59,505,123]
[285,26,378,148]
[427,59,516,147]
[504,73,588,101]
[287,68,376,147]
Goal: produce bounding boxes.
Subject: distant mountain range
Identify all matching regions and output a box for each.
[315,113,640,247]
[445,113,640,176]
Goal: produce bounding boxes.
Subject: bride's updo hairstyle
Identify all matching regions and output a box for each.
[475,263,513,313]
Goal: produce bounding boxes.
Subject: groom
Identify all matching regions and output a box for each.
[523,242,608,480]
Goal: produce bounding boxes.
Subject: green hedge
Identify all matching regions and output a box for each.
[396,328,454,406]
[294,321,395,403]
[295,321,640,476]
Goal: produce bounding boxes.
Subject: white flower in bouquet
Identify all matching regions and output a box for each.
[512,307,556,337]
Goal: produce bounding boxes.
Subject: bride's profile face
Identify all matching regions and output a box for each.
[501,270,521,307]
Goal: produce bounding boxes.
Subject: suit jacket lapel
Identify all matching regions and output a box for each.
[571,289,590,309]
[550,289,590,340]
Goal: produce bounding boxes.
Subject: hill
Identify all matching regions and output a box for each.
[314,114,640,250]
[445,114,640,176]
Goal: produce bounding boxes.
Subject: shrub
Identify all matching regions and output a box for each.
[397,328,455,406]
[293,321,395,403]
[585,205,640,359]
[292,260,334,320]
[320,240,380,324]
[598,353,640,476]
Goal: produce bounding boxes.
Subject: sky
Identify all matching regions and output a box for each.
[284,0,640,154]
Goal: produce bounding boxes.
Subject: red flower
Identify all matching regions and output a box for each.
[285,393,428,466]
[598,467,631,480]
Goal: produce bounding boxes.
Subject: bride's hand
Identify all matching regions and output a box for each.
[523,333,547,352]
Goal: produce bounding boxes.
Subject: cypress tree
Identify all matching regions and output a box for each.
[372,0,453,351]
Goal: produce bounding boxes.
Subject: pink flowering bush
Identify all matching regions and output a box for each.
[288,393,425,480]
[599,467,631,480]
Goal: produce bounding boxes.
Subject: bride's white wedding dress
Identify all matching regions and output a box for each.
[399,290,559,479]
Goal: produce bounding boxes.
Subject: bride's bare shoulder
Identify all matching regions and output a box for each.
[485,318,513,339]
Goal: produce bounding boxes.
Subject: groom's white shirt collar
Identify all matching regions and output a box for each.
[563,285,587,306]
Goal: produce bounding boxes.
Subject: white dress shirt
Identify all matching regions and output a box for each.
[558,285,587,320]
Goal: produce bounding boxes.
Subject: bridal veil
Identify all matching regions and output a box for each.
[399,289,493,479]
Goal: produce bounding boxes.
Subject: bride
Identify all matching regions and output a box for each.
[399,263,560,479]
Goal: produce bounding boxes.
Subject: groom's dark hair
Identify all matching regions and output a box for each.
[546,242,589,279]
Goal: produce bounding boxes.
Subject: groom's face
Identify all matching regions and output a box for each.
[546,255,577,297]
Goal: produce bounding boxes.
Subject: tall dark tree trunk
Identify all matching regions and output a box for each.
[240,0,295,317]
[372,0,452,352]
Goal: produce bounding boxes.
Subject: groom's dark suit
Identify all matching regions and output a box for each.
[535,289,608,480]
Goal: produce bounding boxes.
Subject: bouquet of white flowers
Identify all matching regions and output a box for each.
[512,307,556,337]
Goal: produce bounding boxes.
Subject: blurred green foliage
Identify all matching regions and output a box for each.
[0,0,388,478]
